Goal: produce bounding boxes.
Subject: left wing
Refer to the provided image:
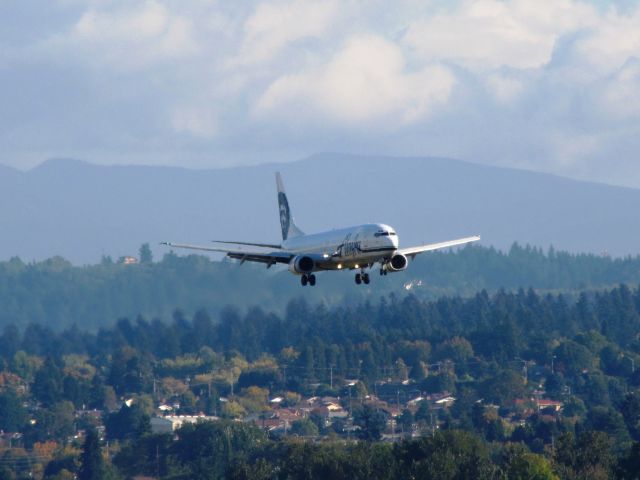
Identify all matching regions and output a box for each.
[160,242,293,266]
[398,235,480,259]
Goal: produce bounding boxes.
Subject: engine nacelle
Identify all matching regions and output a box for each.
[289,255,315,274]
[386,253,408,272]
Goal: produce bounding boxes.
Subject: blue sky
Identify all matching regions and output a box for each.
[1,0,639,187]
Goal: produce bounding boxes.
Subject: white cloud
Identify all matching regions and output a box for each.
[256,34,455,125]
[402,0,598,70]
[62,1,200,70]
[601,59,640,119]
[2,0,640,187]
[574,8,640,72]
[486,73,525,103]
[171,106,218,138]
[232,0,339,67]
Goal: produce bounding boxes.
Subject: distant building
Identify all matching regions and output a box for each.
[536,399,563,412]
[151,415,219,434]
[434,396,456,408]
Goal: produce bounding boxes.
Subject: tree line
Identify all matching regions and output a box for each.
[1,242,639,331]
[1,282,640,477]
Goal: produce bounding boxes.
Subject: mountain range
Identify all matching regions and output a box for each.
[1,153,639,264]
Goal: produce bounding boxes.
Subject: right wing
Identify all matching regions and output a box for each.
[398,235,480,259]
[160,242,293,266]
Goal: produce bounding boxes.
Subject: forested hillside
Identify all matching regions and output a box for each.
[0,243,639,330]
[2,285,640,478]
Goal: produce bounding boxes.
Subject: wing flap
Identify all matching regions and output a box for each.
[398,235,480,258]
[213,240,282,249]
[161,242,293,264]
[227,252,292,264]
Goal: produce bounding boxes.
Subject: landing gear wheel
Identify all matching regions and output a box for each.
[301,275,308,286]
[363,273,370,284]
[380,268,384,276]
[355,273,362,285]
[309,274,316,286]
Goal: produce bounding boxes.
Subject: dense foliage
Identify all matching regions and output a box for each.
[1,281,640,477]
[1,243,640,331]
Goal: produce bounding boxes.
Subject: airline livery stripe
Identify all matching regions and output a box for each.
[360,247,396,253]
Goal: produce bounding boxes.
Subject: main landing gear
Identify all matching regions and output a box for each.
[355,272,370,285]
[301,274,316,286]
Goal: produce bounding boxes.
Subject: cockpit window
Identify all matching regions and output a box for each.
[375,231,395,237]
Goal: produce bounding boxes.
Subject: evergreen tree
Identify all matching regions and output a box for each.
[0,390,27,432]
[353,404,387,441]
[78,428,104,480]
[105,403,151,441]
[617,441,640,479]
[138,243,153,264]
[33,357,64,406]
[0,466,13,480]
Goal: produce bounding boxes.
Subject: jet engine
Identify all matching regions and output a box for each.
[385,253,408,272]
[289,255,315,274]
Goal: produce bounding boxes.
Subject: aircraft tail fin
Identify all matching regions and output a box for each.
[276,172,304,241]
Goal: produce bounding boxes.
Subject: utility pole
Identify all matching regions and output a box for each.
[156,445,160,479]
[517,358,528,384]
[620,354,635,374]
[397,389,401,436]
[330,365,333,390]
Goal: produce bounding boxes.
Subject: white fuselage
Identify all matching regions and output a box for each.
[282,223,399,271]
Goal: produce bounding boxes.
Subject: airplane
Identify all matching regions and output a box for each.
[162,173,480,286]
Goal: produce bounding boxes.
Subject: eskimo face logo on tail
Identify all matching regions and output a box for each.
[278,192,290,240]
